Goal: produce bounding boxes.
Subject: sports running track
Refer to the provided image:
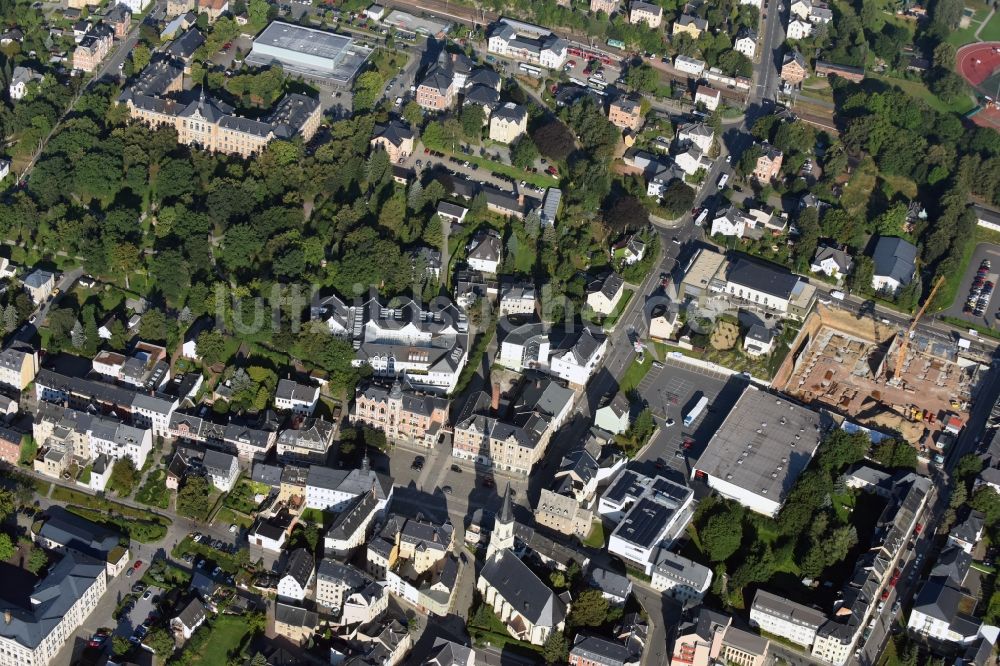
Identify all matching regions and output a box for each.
[956,42,1000,130]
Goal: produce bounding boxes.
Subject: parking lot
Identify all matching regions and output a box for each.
[941,243,1000,328]
[114,583,163,642]
[633,356,748,479]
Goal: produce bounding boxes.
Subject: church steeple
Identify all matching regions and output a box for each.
[487,482,516,561]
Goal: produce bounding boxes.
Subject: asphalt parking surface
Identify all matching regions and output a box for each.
[633,356,748,482]
[940,242,1000,328]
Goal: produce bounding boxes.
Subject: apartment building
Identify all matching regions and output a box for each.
[672,13,707,38]
[416,66,456,111]
[351,381,449,448]
[0,343,38,390]
[489,103,529,144]
[370,120,415,163]
[9,66,43,100]
[753,143,784,181]
[304,459,393,513]
[168,412,276,466]
[650,549,713,606]
[488,18,568,69]
[0,553,107,666]
[316,560,387,625]
[276,417,337,464]
[312,294,469,393]
[750,589,827,648]
[73,24,113,72]
[629,1,663,27]
[274,378,320,416]
[607,97,642,131]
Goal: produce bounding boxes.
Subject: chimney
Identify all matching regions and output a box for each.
[491,383,501,413]
[517,193,525,206]
[3,610,10,624]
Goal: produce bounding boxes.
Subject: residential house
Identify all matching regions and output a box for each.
[787,19,813,39]
[613,235,646,266]
[749,589,827,649]
[674,55,707,76]
[371,120,415,163]
[23,269,55,304]
[590,0,619,14]
[315,560,387,625]
[477,549,568,644]
[629,1,663,27]
[0,343,38,390]
[324,489,380,557]
[416,66,456,111]
[197,0,228,22]
[463,84,500,119]
[73,24,114,72]
[273,602,318,646]
[9,66,43,101]
[743,325,775,357]
[351,381,448,448]
[694,85,721,111]
[536,446,608,537]
[608,97,643,132]
[781,50,808,84]
[467,229,502,274]
[498,281,536,317]
[496,321,550,371]
[650,549,713,606]
[723,257,816,317]
[948,510,985,554]
[676,122,714,153]
[274,378,320,416]
[106,4,132,38]
[410,245,443,280]
[489,103,529,144]
[540,187,563,227]
[304,459,394,513]
[277,548,316,602]
[549,327,608,387]
[870,236,917,294]
[466,67,502,92]
[586,566,633,606]
[487,19,568,70]
[711,207,747,238]
[753,144,783,182]
[672,14,707,38]
[648,304,679,341]
[569,634,640,666]
[674,144,712,176]
[170,599,207,640]
[810,245,852,280]
[734,28,757,58]
[425,638,478,666]
[790,0,812,19]
[595,394,631,435]
[203,448,239,492]
[671,609,770,666]
[0,426,23,467]
[276,417,337,464]
[436,201,468,224]
[586,272,625,316]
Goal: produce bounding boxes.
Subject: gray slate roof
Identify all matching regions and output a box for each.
[479,549,566,628]
[871,236,917,285]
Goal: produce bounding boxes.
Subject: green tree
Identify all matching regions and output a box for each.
[108,458,139,496]
[26,547,48,574]
[0,489,15,521]
[625,62,658,92]
[955,454,985,482]
[402,101,423,127]
[460,104,485,140]
[177,476,212,519]
[248,0,269,24]
[112,635,132,657]
[144,627,174,656]
[700,504,745,562]
[511,135,540,170]
[568,588,610,627]
[849,255,874,294]
[139,308,168,342]
[196,329,227,366]
[542,630,569,664]
[132,44,151,74]
[0,533,14,561]
[353,71,384,111]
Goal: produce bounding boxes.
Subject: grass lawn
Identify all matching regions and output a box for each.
[31,479,50,497]
[879,173,918,200]
[981,10,1000,41]
[871,75,976,115]
[189,615,251,666]
[581,520,605,548]
[216,506,253,529]
[135,469,169,509]
[619,355,651,393]
[841,155,878,217]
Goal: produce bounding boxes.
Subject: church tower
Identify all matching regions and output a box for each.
[487,482,516,561]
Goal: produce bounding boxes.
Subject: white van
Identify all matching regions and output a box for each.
[717,173,729,190]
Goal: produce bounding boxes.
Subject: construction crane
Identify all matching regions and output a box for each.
[891,275,945,384]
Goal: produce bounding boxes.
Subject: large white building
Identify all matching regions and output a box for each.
[245,21,373,86]
[650,549,713,606]
[304,461,393,513]
[312,294,469,393]
[692,385,824,517]
[602,470,695,573]
[750,589,828,648]
[0,553,107,666]
[487,18,568,69]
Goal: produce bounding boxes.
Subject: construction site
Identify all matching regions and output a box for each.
[773,303,986,455]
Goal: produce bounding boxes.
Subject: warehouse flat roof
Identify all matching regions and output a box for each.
[246,21,371,84]
[693,385,824,507]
